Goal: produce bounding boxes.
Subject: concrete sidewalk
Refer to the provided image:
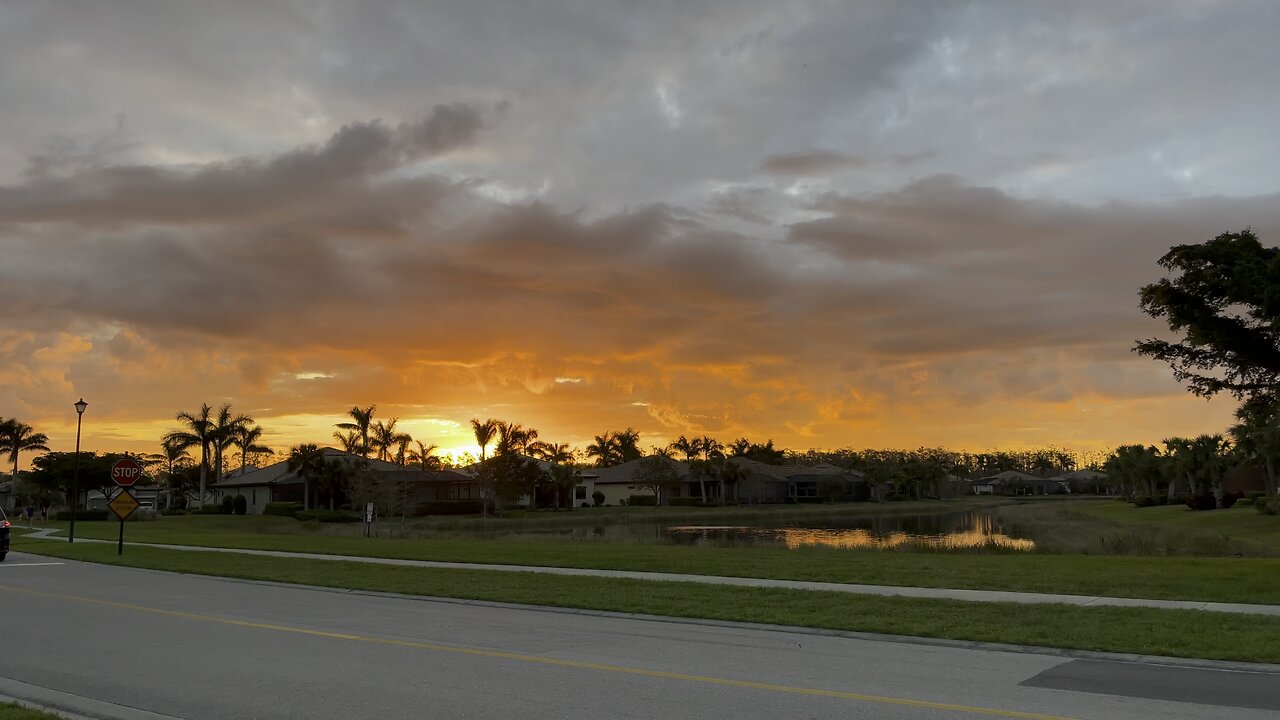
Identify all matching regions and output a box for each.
[21,528,1280,617]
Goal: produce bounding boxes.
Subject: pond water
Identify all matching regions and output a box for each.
[462,511,1035,551]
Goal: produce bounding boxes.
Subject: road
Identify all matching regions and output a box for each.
[0,550,1276,720]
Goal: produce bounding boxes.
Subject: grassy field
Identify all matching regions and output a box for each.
[19,517,1280,604]
[1075,501,1280,543]
[13,539,1280,664]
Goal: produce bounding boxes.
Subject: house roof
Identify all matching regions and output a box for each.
[213,447,467,488]
[457,453,600,480]
[593,456,691,485]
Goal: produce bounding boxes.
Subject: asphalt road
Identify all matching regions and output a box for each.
[0,550,1277,720]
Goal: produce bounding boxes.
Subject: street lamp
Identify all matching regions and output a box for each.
[69,398,87,544]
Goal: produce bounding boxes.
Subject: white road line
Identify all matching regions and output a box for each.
[0,562,66,568]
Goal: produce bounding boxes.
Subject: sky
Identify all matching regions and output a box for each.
[2,0,1279,462]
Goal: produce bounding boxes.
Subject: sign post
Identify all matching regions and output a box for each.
[364,502,375,537]
[108,458,143,555]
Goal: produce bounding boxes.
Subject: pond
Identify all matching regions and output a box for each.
[457,511,1035,551]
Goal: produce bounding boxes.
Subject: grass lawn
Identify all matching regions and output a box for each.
[0,704,65,720]
[1076,501,1280,543]
[18,520,1280,604]
[13,540,1280,664]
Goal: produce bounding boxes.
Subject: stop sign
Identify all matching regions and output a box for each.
[111,458,143,487]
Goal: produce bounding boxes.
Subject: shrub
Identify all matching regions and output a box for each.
[159,508,187,516]
[591,490,605,507]
[1185,493,1217,511]
[413,500,483,516]
[626,494,657,506]
[54,509,108,521]
[1256,495,1280,515]
[264,502,303,517]
[796,496,828,504]
[220,495,235,514]
[668,497,699,507]
[1246,491,1265,503]
[199,503,222,514]
[295,510,360,523]
[1222,492,1243,509]
[233,495,248,515]
[1236,497,1254,507]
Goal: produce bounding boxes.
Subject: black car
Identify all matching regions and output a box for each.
[0,508,10,561]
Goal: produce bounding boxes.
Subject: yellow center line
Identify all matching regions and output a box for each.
[0,584,1074,720]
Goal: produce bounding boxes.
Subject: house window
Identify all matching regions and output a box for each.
[575,486,587,500]
[252,489,256,505]
[448,486,458,500]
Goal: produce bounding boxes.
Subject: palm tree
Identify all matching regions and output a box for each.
[700,436,724,461]
[164,404,215,505]
[160,436,192,504]
[332,430,363,455]
[470,418,499,462]
[232,423,271,475]
[210,404,251,486]
[669,435,705,500]
[336,406,376,457]
[393,433,414,466]
[614,428,642,463]
[496,422,537,456]
[586,432,618,467]
[408,441,441,471]
[729,437,751,457]
[287,443,325,510]
[1,419,49,509]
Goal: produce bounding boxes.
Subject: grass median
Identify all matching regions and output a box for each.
[0,705,65,720]
[36,517,1280,604]
[13,538,1280,664]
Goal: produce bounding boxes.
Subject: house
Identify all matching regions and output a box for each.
[458,454,600,509]
[974,470,1070,496]
[212,448,480,515]
[588,456,864,505]
[85,486,166,511]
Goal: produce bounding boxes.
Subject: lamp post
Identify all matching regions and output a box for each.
[69,398,87,543]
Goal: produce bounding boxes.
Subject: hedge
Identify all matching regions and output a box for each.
[54,509,109,521]
[667,497,699,507]
[296,510,361,523]
[625,494,657,506]
[413,500,484,516]
[264,502,303,517]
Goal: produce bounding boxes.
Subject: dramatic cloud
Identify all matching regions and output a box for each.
[1,1,1276,458]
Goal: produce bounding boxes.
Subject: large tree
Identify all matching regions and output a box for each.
[1136,229,1280,405]
[286,444,326,511]
[164,404,215,504]
[1,419,50,509]
[470,418,499,462]
[336,406,377,457]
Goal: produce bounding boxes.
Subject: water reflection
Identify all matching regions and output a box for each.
[460,511,1035,551]
[663,514,1034,551]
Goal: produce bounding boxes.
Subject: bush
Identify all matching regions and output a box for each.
[591,490,605,507]
[159,508,187,516]
[220,496,235,514]
[264,502,303,517]
[796,496,828,504]
[1246,491,1266,503]
[232,495,248,515]
[1131,495,1166,507]
[668,497,699,507]
[626,494,657,506]
[54,509,108,521]
[295,510,360,523]
[413,500,483,516]
[1256,495,1280,515]
[1185,493,1217,511]
[1236,497,1255,507]
[199,503,222,514]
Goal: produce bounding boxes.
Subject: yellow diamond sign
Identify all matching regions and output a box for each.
[108,490,140,521]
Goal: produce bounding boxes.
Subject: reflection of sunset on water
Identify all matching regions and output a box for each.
[664,514,1036,552]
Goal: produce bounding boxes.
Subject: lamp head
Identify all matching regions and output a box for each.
[74,398,88,415]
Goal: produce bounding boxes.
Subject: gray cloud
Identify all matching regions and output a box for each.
[1,1,1278,449]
